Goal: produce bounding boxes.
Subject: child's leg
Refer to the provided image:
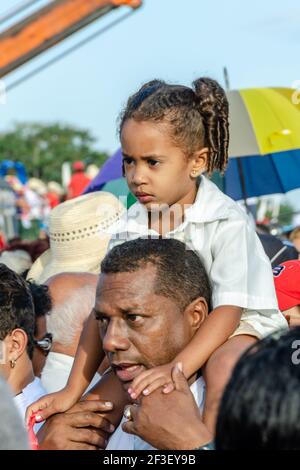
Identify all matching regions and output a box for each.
[202,334,257,433]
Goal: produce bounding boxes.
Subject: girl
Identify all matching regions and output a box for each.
[27,78,287,432]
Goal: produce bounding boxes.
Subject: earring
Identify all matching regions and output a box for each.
[191,170,198,177]
[10,359,16,369]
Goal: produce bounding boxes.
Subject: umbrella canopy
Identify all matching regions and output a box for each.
[224,87,300,200]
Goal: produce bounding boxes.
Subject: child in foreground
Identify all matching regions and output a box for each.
[27,77,287,432]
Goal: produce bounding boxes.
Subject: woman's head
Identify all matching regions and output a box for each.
[0,264,35,381]
[119,77,229,208]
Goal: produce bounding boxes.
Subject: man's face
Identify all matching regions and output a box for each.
[94,265,193,390]
[32,315,49,377]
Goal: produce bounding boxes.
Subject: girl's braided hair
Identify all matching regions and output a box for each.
[119,77,229,174]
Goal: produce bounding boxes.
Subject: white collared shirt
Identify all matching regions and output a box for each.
[108,176,287,336]
[106,376,206,450]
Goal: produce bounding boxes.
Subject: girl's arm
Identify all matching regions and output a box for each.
[26,310,104,422]
[66,310,104,394]
[175,305,242,378]
[128,306,242,398]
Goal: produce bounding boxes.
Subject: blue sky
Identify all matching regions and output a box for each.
[1,0,300,209]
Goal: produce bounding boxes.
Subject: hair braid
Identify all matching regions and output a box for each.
[193,77,229,173]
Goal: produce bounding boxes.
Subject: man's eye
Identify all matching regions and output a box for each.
[127,314,142,323]
[148,159,159,167]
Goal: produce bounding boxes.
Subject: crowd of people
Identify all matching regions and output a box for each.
[0,161,97,274]
[0,76,300,451]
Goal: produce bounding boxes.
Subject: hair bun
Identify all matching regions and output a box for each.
[193,77,228,115]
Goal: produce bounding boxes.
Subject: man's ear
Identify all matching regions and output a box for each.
[184,297,209,330]
[190,147,209,177]
[7,329,28,361]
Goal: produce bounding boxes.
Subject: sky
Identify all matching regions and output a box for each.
[1,0,300,208]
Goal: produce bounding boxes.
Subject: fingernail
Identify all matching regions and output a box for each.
[143,389,149,395]
[128,388,132,394]
[105,402,113,408]
[109,424,115,432]
[130,392,137,399]
[35,414,43,422]
[176,362,183,372]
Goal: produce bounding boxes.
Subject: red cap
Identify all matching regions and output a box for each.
[273,260,300,312]
[72,160,85,171]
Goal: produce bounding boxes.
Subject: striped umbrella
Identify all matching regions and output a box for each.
[223,87,300,200]
[86,87,300,203]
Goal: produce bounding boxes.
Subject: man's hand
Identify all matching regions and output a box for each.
[123,363,212,450]
[128,362,175,400]
[37,400,115,450]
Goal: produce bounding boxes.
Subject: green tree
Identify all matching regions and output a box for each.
[0,122,108,181]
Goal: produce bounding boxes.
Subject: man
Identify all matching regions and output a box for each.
[289,226,300,256]
[28,281,52,377]
[67,161,91,199]
[41,272,101,392]
[94,238,212,450]
[273,260,300,327]
[36,238,212,450]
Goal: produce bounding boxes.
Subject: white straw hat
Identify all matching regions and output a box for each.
[27,191,125,283]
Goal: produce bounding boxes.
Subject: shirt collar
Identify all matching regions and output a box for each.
[184,175,231,224]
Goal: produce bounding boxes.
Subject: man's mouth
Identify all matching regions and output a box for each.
[112,363,144,382]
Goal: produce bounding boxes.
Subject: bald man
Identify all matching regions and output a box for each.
[41,272,102,393]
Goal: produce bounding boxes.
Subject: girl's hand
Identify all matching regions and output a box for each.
[128,362,177,400]
[25,387,78,424]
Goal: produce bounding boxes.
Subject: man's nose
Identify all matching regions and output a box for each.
[102,320,129,353]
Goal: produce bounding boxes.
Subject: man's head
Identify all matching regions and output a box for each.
[95,238,211,389]
[216,327,300,449]
[290,227,300,254]
[0,264,35,380]
[46,272,98,357]
[27,281,52,377]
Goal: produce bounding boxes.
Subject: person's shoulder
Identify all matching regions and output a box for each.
[199,176,249,224]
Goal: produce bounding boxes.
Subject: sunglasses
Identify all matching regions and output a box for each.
[34,333,53,355]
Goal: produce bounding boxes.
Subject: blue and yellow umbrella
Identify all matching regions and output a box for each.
[223,87,300,200]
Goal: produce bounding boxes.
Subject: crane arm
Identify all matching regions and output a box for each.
[0,0,141,78]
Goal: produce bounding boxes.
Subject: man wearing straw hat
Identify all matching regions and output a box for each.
[27,191,125,284]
